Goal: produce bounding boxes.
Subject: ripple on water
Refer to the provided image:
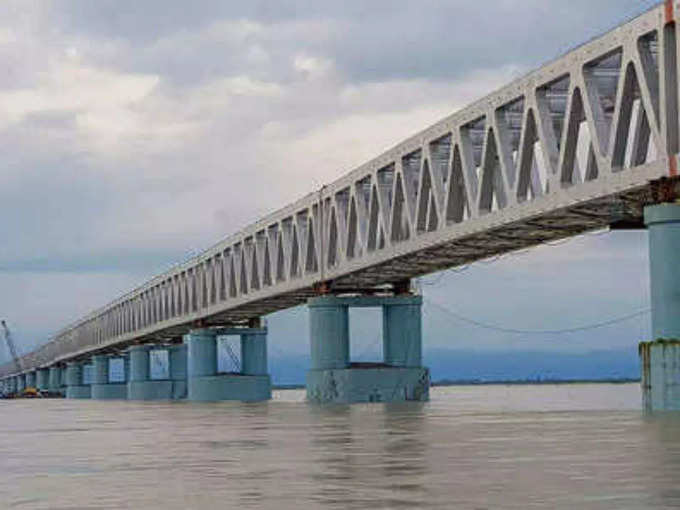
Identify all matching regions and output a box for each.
[1,384,679,509]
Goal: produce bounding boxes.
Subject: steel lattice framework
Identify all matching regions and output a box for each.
[2,2,679,377]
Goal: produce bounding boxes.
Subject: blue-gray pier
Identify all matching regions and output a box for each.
[307,294,429,403]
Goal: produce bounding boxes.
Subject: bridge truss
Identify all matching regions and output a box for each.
[2,2,679,377]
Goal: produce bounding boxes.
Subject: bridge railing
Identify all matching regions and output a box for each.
[1,3,677,378]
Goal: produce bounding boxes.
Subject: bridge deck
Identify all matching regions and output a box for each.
[2,3,678,376]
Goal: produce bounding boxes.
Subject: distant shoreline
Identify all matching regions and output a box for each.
[430,378,640,387]
[272,378,640,390]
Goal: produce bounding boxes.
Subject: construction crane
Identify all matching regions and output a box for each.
[1,320,22,373]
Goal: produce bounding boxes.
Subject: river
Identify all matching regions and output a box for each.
[1,384,679,509]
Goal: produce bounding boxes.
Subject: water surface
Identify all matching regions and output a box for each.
[1,384,679,509]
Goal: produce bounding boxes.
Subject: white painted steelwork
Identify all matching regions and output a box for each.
[3,3,679,377]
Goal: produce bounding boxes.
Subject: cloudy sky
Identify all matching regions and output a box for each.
[0,0,659,360]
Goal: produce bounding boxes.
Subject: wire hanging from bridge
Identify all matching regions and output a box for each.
[424,298,650,336]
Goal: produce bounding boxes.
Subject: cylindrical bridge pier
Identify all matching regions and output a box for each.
[640,203,680,411]
[306,294,430,404]
[186,327,271,402]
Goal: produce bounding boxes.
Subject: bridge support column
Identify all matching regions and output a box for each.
[383,299,423,368]
[15,374,25,394]
[309,299,350,371]
[127,344,186,400]
[25,370,36,389]
[36,368,49,392]
[306,295,430,404]
[241,330,268,376]
[169,344,188,399]
[640,203,680,412]
[48,366,63,396]
[65,362,91,399]
[128,345,156,400]
[91,355,127,399]
[187,328,271,402]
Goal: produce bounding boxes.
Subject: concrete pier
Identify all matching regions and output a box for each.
[241,331,268,376]
[640,203,680,411]
[306,295,430,404]
[49,366,63,395]
[25,370,36,389]
[169,344,188,399]
[187,328,271,402]
[91,355,127,399]
[128,345,159,400]
[36,368,50,392]
[6,377,16,394]
[48,365,66,395]
[127,344,187,400]
[16,374,25,393]
[640,341,680,412]
[65,362,91,399]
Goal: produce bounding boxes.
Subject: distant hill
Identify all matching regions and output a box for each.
[269,347,640,385]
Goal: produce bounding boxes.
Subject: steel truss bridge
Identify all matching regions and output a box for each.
[2,2,680,377]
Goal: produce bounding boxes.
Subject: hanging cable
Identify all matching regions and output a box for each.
[219,338,240,372]
[425,297,650,335]
[352,332,383,362]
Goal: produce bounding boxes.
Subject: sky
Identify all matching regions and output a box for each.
[0,0,660,363]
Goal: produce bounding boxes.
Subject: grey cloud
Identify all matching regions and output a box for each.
[22,110,79,130]
[0,250,187,274]
[0,121,211,273]
[36,0,656,88]
[325,0,657,82]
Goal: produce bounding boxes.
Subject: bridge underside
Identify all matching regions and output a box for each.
[332,187,652,288]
